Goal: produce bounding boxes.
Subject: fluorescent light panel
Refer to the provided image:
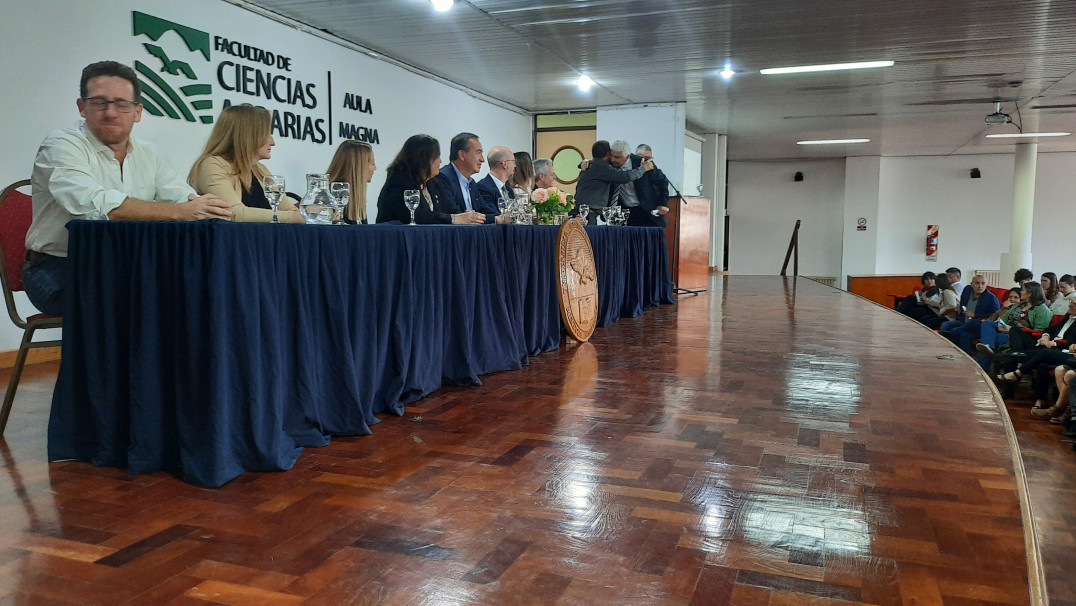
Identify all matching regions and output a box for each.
[761,60,893,75]
[797,139,870,145]
[985,132,1070,138]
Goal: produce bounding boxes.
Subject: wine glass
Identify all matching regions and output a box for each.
[263,174,285,224]
[330,181,350,225]
[403,189,420,225]
[497,195,512,223]
[577,204,589,226]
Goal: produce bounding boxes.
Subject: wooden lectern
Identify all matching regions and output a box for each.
[663,195,710,290]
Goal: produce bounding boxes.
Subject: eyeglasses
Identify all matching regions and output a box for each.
[82,97,139,113]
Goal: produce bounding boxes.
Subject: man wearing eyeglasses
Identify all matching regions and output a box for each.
[24,60,232,315]
[475,145,515,224]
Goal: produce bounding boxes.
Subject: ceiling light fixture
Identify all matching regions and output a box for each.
[797,138,870,145]
[431,0,453,12]
[761,60,893,75]
[985,132,1070,138]
[576,74,595,92]
[720,65,735,80]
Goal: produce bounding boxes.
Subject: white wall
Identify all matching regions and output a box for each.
[0,0,531,353]
[683,135,703,196]
[875,155,1014,275]
[842,156,881,277]
[726,151,1076,282]
[727,159,846,276]
[597,103,686,190]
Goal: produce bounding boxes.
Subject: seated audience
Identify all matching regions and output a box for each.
[945,267,965,296]
[533,158,556,190]
[510,151,534,195]
[920,274,960,328]
[897,272,938,322]
[375,134,484,225]
[1014,267,1034,286]
[998,299,1076,409]
[475,146,516,224]
[973,287,1023,368]
[25,60,230,314]
[939,274,1000,344]
[189,104,303,223]
[1050,274,1076,314]
[1030,364,1074,421]
[1042,272,1060,305]
[327,140,376,224]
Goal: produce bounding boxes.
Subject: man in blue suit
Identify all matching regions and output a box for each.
[940,274,1001,350]
[431,132,487,224]
[475,145,516,224]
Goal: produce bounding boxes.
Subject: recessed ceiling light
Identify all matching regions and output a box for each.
[761,60,893,75]
[985,132,1070,138]
[431,0,453,12]
[720,66,735,80]
[796,139,871,145]
[576,74,595,92]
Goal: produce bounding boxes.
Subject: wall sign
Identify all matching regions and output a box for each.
[131,11,379,146]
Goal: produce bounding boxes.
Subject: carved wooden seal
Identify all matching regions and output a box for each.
[556,217,598,341]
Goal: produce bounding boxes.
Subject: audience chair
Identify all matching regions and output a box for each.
[0,179,62,435]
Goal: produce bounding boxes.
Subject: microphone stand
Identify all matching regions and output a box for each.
[662,173,705,298]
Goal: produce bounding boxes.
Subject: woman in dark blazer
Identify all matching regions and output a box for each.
[375,135,482,225]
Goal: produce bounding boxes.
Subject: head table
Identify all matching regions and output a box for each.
[48,221,673,486]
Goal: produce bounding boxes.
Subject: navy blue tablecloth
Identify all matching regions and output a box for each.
[49,221,672,486]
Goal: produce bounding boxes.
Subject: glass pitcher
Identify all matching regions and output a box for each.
[300,173,335,225]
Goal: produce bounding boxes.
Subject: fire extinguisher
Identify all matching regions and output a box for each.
[926,225,938,261]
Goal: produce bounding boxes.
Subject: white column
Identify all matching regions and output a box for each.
[701,134,727,270]
[1000,143,1036,281]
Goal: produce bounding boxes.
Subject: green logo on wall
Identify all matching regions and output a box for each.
[132,12,214,124]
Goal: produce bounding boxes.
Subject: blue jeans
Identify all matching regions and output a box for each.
[939,318,966,345]
[956,318,984,353]
[976,321,1010,370]
[22,253,68,315]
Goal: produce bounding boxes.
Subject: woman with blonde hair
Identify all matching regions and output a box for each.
[509,151,534,194]
[188,103,303,223]
[327,140,376,224]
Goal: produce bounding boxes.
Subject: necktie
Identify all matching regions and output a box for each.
[503,184,512,199]
[610,186,621,207]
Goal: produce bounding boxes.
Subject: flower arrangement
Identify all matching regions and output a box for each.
[529,187,574,224]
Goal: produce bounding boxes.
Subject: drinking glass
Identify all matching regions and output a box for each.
[577,204,589,226]
[403,189,420,225]
[497,195,511,223]
[330,181,350,225]
[263,174,285,224]
[601,207,614,224]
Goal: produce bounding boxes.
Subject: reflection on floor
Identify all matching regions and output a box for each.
[0,276,1048,605]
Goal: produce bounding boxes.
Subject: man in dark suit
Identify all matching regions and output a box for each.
[431,132,486,224]
[626,143,671,227]
[475,145,515,224]
[574,140,652,219]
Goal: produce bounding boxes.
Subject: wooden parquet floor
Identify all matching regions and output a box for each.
[0,276,1051,605]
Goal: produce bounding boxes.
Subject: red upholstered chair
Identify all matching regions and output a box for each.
[986,285,1009,304]
[0,180,62,435]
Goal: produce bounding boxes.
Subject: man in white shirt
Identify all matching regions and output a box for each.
[24,60,231,314]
